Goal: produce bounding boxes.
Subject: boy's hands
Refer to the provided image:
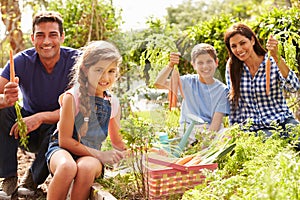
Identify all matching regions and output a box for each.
[169,52,181,68]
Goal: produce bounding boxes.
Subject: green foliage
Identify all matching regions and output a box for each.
[119,115,158,198]
[121,115,157,150]
[15,101,28,150]
[139,33,177,86]
[96,173,142,199]
[135,108,180,136]
[166,0,260,30]
[182,124,300,200]
[98,105,180,199]
[0,40,11,69]
[100,100,300,200]
[251,7,300,73]
[136,19,196,86]
[138,13,239,85]
[129,18,186,86]
[47,0,122,48]
[140,3,300,87]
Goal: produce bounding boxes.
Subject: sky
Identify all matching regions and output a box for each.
[113,0,185,31]
[0,0,185,38]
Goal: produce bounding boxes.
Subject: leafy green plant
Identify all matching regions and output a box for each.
[47,0,122,49]
[120,115,158,199]
[140,33,178,86]
[96,115,158,199]
[96,173,143,199]
[15,101,28,150]
[182,124,300,200]
[252,7,300,73]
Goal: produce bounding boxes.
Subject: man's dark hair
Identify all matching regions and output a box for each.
[32,11,63,36]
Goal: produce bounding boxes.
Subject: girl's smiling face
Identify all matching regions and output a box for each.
[86,60,118,97]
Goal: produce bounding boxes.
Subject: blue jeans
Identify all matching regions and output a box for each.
[258,117,299,137]
[0,106,56,184]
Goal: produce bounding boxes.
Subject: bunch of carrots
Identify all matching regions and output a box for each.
[10,50,28,149]
[168,65,184,110]
[172,136,236,167]
[174,154,202,166]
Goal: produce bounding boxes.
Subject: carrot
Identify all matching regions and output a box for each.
[175,154,194,165]
[184,156,202,166]
[168,70,177,110]
[266,51,271,96]
[168,68,180,110]
[9,49,15,82]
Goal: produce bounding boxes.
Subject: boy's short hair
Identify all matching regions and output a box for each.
[191,43,217,63]
[32,11,63,36]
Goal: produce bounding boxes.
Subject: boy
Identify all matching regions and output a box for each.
[154,43,230,144]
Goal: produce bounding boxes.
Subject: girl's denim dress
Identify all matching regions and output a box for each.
[46,96,111,166]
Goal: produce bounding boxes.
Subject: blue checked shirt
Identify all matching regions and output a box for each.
[226,53,300,131]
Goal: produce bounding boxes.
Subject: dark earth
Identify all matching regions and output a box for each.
[10,148,50,200]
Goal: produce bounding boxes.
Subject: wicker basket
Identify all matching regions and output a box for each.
[143,153,218,200]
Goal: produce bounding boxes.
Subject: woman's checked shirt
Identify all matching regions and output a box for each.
[226,53,300,131]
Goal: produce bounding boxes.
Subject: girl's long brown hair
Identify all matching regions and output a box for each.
[70,41,122,136]
[224,23,267,108]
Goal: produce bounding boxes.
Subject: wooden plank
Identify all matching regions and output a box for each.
[89,182,117,200]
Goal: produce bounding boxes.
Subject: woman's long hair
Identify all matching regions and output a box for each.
[224,23,267,108]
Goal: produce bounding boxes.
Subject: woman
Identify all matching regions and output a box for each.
[224,22,300,136]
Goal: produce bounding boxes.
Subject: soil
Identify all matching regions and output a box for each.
[10,148,51,200]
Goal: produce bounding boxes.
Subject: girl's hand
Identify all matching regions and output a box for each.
[96,150,125,165]
[168,52,180,68]
[266,35,279,60]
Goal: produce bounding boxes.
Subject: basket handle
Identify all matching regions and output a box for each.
[147,157,188,172]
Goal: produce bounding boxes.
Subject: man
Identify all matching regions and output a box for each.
[0,11,80,199]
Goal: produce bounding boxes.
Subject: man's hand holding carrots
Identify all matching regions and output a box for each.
[2,77,19,108]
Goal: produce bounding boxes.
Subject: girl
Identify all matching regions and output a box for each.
[46,40,127,200]
[224,23,300,135]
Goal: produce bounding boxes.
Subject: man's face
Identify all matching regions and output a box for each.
[31,22,64,62]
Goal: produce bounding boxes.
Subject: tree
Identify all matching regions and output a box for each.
[47,0,122,48]
[0,0,25,53]
[165,0,297,30]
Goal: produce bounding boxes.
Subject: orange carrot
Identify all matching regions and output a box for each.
[266,51,271,96]
[9,49,15,82]
[184,156,202,166]
[175,154,194,165]
[168,68,179,110]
